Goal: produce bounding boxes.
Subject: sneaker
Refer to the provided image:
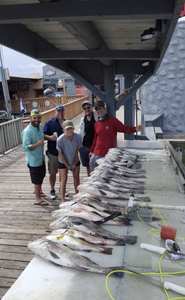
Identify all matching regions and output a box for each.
[65,191,69,197]
[58,189,69,197]
[50,190,56,200]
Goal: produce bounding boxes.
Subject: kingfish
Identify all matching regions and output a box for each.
[46,233,113,254]
[28,238,125,275]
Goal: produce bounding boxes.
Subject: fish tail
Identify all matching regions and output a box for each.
[124,235,137,245]
[133,189,145,194]
[101,247,113,255]
[106,266,126,277]
[115,239,126,246]
[136,196,151,202]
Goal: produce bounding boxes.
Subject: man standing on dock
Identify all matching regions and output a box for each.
[89,101,144,172]
[79,101,98,176]
[22,109,48,206]
[43,105,66,200]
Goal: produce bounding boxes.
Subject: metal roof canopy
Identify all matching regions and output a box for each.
[0,0,184,114]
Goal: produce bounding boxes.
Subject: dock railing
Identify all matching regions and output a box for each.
[0,95,89,154]
[0,118,23,154]
[23,95,89,128]
[10,95,85,114]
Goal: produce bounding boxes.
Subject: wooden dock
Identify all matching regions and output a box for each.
[0,145,86,299]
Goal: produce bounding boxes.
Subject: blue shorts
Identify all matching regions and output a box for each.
[79,146,90,167]
[89,154,104,172]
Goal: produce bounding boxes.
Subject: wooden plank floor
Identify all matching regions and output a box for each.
[0,145,86,299]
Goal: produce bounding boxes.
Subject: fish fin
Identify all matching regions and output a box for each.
[49,260,63,268]
[80,255,99,265]
[102,247,113,255]
[49,250,60,260]
[99,189,107,196]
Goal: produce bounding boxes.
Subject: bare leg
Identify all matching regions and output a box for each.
[73,165,80,194]
[34,184,42,203]
[60,169,68,202]
[86,166,90,177]
[49,174,56,190]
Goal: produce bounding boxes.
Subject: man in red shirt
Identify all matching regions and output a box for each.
[89,101,144,171]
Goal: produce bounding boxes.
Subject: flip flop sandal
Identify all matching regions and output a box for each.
[34,200,49,206]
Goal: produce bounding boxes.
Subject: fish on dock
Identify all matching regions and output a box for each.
[28,238,125,276]
[46,233,113,254]
[51,228,126,245]
[50,216,137,245]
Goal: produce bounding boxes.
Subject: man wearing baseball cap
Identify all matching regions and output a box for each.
[22,109,48,206]
[89,101,144,171]
[79,100,98,176]
[43,105,66,200]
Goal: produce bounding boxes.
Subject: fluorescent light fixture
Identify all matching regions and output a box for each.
[141,28,155,41]
[142,61,150,67]
[141,20,162,42]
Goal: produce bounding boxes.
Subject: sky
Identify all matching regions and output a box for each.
[1,46,45,78]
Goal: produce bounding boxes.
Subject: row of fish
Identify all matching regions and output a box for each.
[28,148,145,275]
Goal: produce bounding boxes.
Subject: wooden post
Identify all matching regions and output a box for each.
[124,75,134,140]
[62,78,66,104]
[103,63,115,117]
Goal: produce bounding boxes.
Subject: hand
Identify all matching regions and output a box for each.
[89,152,92,159]
[136,125,144,132]
[71,163,76,171]
[66,165,71,171]
[123,88,131,95]
[37,138,44,146]
[51,135,57,141]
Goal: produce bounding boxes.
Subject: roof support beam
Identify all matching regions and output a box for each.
[116,64,154,110]
[103,63,116,117]
[37,50,160,61]
[0,0,175,23]
[67,66,106,102]
[60,21,113,66]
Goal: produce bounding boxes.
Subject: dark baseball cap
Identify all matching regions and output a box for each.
[94,101,105,109]
[55,105,65,111]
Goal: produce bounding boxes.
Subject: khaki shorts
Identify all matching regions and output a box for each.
[47,153,59,175]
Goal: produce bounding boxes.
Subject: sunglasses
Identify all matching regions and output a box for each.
[83,106,91,110]
[32,109,41,113]
[95,107,104,111]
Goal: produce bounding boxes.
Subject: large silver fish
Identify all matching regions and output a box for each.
[51,208,128,225]
[90,176,145,191]
[28,238,125,275]
[82,179,145,194]
[46,233,113,254]
[51,228,125,245]
[50,216,137,245]
[90,170,145,185]
[77,183,134,199]
[72,194,127,210]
